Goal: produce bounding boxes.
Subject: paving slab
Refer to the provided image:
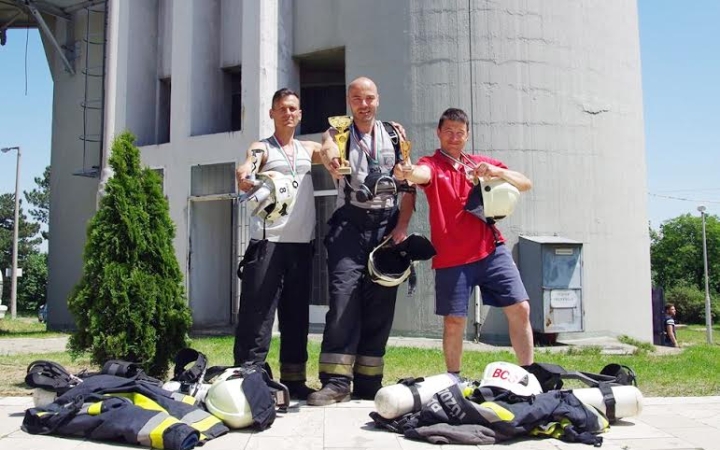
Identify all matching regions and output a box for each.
[2,397,720,449]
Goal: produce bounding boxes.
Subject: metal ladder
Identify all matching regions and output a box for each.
[75,1,108,178]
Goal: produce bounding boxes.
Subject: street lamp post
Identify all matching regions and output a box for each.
[698,205,712,344]
[1,146,21,319]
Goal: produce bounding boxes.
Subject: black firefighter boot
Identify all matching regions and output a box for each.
[306,382,351,406]
[283,381,317,400]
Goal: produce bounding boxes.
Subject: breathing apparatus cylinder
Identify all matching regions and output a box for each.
[32,388,58,407]
[572,385,644,419]
[374,373,459,419]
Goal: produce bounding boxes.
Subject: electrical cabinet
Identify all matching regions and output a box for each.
[518,236,584,333]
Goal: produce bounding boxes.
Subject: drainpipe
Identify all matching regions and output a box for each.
[98,0,117,206]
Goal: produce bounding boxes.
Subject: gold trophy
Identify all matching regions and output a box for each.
[328,115,353,175]
[399,140,415,186]
[400,140,412,165]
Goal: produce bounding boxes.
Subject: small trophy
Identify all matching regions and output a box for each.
[399,140,415,186]
[400,140,412,166]
[328,115,353,175]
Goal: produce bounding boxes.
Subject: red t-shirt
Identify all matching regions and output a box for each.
[417,150,508,269]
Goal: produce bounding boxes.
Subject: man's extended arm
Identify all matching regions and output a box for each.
[300,140,324,165]
[236,142,265,191]
[319,130,344,179]
[473,163,532,192]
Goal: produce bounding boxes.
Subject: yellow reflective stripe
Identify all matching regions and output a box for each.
[111,392,166,412]
[529,421,562,438]
[87,401,104,415]
[150,417,179,449]
[354,364,384,376]
[36,412,48,417]
[355,355,383,366]
[192,415,224,433]
[281,362,306,381]
[279,372,305,381]
[177,394,197,405]
[480,402,515,421]
[319,353,355,365]
[319,362,353,377]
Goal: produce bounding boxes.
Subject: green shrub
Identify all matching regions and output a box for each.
[665,283,719,325]
[68,132,192,377]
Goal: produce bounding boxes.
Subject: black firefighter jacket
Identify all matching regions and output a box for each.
[374,384,609,446]
[22,374,229,450]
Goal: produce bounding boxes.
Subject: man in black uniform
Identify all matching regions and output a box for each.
[233,88,322,399]
[308,77,415,405]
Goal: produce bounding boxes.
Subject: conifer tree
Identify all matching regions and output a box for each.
[68,132,192,377]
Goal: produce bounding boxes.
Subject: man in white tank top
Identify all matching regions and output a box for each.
[307,77,417,406]
[233,88,323,400]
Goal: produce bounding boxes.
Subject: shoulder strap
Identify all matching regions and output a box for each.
[398,377,425,412]
[599,363,637,386]
[172,348,208,384]
[101,360,163,386]
[25,360,81,393]
[381,121,401,164]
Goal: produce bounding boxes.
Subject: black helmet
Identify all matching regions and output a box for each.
[368,234,436,287]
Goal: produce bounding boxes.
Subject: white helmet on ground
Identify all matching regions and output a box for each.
[204,376,253,429]
[479,361,543,397]
[246,171,297,222]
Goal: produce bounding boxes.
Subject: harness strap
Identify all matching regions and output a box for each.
[25,360,80,393]
[597,382,617,422]
[398,377,425,412]
[102,360,141,378]
[172,348,208,384]
[341,121,402,206]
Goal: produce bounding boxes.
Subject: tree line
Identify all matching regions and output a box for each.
[0,166,49,313]
[651,213,720,324]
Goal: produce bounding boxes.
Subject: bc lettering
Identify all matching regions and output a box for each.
[491,368,526,384]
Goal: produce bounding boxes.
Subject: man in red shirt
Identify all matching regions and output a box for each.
[394,108,534,377]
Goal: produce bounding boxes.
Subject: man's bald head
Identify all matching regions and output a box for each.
[348,77,378,95]
[347,77,379,128]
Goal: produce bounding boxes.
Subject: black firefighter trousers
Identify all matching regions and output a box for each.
[319,205,400,396]
[233,239,312,383]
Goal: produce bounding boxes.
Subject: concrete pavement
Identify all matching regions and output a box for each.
[2,395,720,449]
[0,334,694,448]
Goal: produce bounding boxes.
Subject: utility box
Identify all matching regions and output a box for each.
[518,236,584,333]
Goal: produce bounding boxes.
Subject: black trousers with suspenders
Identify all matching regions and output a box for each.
[233,239,313,383]
[319,204,400,396]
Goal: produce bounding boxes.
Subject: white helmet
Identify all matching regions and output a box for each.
[480,179,520,220]
[204,376,253,429]
[479,361,543,397]
[246,171,297,223]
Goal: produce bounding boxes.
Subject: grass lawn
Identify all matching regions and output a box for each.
[1,320,719,397]
[0,315,66,338]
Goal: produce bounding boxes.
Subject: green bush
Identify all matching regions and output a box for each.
[665,283,719,325]
[68,132,192,378]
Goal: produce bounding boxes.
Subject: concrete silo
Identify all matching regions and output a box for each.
[38,0,649,344]
[295,0,650,342]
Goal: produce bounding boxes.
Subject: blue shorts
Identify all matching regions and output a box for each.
[434,244,529,317]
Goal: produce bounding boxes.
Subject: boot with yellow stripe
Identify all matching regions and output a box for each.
[280,362,316,400]
[307,353,353,406]
[352,355,384,400]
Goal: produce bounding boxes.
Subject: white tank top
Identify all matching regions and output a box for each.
[249,137,316,243]
[335,120,398,210]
